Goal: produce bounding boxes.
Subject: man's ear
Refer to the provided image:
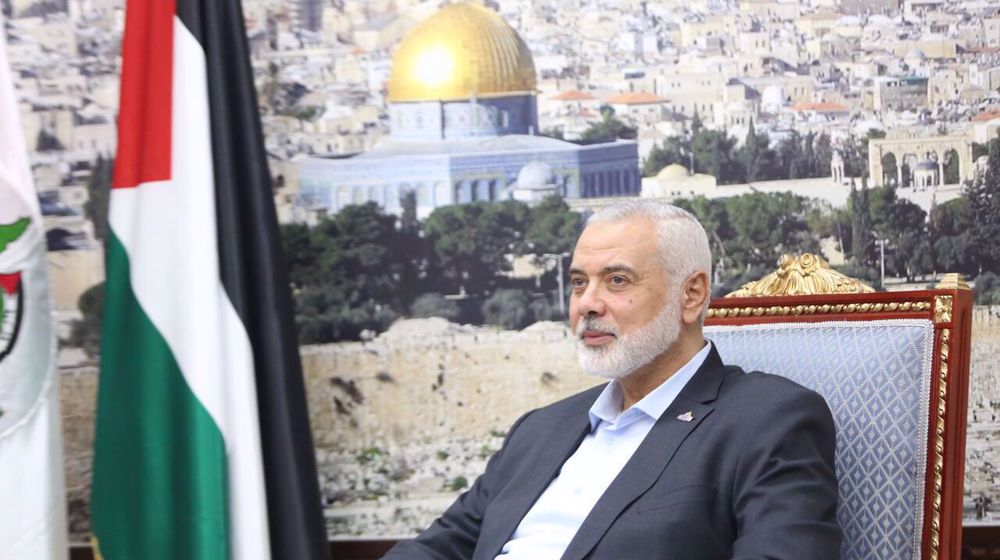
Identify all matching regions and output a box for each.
[680,271,710,325]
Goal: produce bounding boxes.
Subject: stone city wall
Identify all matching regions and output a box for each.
[302,318,597,451]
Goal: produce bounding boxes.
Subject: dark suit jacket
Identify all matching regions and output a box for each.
[384,345,841,559]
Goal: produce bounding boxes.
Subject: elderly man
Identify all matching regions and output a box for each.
[385,200,841,559]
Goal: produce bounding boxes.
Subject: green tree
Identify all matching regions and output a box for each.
[973,272,1000,305]
[396,189,427,300]
[813,133,833,178]
[839,134,866,178]
[943,152,960,185]
[424,200,530,293]
[66,282,104,358]
[806,201,851,257]
[410,293,461,321]
[313,203,409,308]
[930,198,976,275]
[739,119,768,182]
[481,288,533,329]
[972,138,999,161]
[524,195,581,256]
[542,127,565,140]
[861,129,887,179]
[279,222,321,288]
[643,136,686,177]
[800,132,817,178]
[848,179,875,266]
[722,191,820,269]
[691,111,704,133]
[36,129,63,152]
[965,130,1000,269]
[285,202,420,343]
[777,132,804,179]
[399,190,419,235]
[840,129,886,180]
[692,128,741,184]
[580,105,638,142]
[881,154,899,186]
[294,286,398,343]
[84,155,113,245]
[848,183,933,280]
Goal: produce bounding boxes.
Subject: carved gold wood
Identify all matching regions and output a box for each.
[934,296,954,324]
[929,328,950,560]
[705,300,930,319]
[725,253,875,297]
[935,273,971,291]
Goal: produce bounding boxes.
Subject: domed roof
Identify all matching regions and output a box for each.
[388,3,536,103]
[516,161,554,188]
[656,163,690,180]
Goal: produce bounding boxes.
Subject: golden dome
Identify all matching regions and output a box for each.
[387,3,536,103]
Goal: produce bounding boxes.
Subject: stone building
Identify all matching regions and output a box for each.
[872,76,930,112]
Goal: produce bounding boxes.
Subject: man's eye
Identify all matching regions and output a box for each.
[609,276,628,285]
[571,277,586,288]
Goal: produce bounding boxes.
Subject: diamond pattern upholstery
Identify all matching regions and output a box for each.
[706,320,935,560]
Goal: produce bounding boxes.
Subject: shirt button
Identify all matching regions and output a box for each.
[574,486,582,495]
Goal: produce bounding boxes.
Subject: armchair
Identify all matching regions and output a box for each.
[705,254,972,560]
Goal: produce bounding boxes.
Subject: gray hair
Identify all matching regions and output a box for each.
[587,199,712,294]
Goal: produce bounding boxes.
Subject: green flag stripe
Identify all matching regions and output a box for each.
[92,231,230,559]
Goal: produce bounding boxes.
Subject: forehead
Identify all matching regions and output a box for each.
[571,218,661,272]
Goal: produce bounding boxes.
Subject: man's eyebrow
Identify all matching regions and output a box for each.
[567,265,638,276]
[602,265,638,276]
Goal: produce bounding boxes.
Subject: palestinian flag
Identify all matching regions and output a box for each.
[90,1,329,559]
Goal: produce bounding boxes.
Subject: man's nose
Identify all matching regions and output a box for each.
[575,283,606,317]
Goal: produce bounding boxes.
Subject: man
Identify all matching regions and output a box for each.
[385,200,841,559]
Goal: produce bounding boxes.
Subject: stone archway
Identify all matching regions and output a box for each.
[900,153,918,188]
[474,179,491,201]
[942,149,961,185]
[869,134,974,187]
[881,153,898,186]
[455,180,474,204]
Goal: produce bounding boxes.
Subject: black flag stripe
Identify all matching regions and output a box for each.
[175,1,330,558]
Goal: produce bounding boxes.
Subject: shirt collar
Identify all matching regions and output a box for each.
[587,340,713,431]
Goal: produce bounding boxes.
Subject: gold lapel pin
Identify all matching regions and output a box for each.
[677,411,694,422]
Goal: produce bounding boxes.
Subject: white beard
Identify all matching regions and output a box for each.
[575,300,681,380]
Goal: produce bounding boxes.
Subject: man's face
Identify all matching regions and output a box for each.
[568,218,680,379]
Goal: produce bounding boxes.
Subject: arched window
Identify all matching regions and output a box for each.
[475,180,490,201]
[456,181,473,203]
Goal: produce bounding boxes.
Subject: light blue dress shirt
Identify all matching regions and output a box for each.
[497,342,712,559]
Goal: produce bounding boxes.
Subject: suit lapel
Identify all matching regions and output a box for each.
[478,410,591,560]
[559,347,727,560]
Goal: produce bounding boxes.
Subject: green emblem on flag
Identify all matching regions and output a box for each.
[0,217,30,364]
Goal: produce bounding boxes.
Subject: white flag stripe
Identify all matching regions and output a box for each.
[0,382,66,558]
[0,16,68,560]
[107,17,272,559]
